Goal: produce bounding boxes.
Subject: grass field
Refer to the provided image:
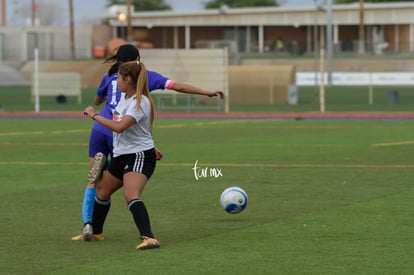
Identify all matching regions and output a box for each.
[1,118,414,274]
[2,85,414,112]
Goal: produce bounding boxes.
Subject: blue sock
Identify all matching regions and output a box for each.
[82,187,96,224]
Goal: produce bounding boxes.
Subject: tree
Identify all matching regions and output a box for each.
[69,0,76,59]
[105,0,171,11]
[204,0,278,9]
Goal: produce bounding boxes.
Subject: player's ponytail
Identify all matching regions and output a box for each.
[135,62,155,128]
[118,61,155,129]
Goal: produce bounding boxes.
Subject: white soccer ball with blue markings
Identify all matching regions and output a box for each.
[220,186,248,214]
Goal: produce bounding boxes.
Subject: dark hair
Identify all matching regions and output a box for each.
[104,44,140,75]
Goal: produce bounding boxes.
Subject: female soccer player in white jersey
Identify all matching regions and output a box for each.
[83,60,159,250]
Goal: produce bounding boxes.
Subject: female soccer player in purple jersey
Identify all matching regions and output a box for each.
[83,60,159,249]
[72,44,223,241]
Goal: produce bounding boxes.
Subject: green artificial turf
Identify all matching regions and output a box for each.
[1,119,414,274]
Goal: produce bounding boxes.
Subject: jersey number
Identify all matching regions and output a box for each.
[109,80,118,106]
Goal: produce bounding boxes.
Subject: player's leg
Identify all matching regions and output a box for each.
[92,157,123,236]
[72,130,110,241]
[125,173,159,250]
[84,130,110,222]
[81,152,106,240]
[122,150,159,250]
[72,151,107,241]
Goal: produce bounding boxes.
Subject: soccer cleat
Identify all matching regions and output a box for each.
[88,152,106,184]
[136,236,160,250]
[82,223,93,242]
[71,233,104,241]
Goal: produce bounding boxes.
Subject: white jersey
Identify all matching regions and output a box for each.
[112,93,154,157]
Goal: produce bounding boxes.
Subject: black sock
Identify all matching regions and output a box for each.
[128,199,154,238]
[91,197,111,234]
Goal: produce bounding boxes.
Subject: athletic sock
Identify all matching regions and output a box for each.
[128,199,154,238]
[82,187,96,224]
[91,197,111,234]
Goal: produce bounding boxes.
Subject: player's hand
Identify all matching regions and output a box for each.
[208,90,224,99]
[83,106,97,119]
[155,148,163,161]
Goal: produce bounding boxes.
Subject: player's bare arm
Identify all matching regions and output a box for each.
[84,106,135,133]
[171,82,224,99]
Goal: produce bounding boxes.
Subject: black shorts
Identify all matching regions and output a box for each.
[108,148,156,180]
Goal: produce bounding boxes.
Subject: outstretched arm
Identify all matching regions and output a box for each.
[171,82,224,99]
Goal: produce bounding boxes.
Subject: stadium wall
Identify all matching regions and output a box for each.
[16,55,414,105]
[19,49,296,105]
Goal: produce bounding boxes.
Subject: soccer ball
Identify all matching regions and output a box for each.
[220,186,248,214]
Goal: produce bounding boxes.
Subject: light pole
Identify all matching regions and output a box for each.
[314,0,327,112]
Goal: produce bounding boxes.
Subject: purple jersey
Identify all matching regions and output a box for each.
[92,70,174,137]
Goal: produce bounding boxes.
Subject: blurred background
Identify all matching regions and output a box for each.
[1,0,414,112]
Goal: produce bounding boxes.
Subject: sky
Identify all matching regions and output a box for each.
[5,0,314,26]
